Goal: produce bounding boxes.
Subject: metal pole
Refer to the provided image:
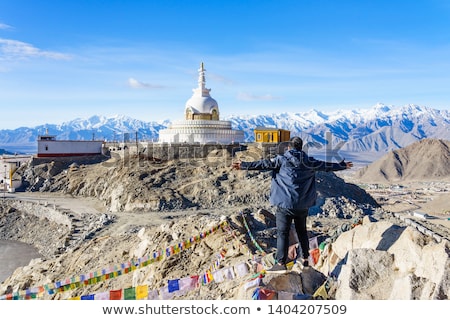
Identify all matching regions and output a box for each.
[135,131,139,155]
[3,165,6,202]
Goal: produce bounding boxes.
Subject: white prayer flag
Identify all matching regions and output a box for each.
[222,267,235,280]
[212,269,225,283]
[243,277,260,290]
[94,292,110,300]
[235,262,249,278]
[159,286,176,300]
[147,289,159,300]
[309,236,319,249]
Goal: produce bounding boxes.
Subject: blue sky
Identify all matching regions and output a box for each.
[1,0,450,129]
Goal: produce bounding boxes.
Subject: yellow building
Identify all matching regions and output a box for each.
[254,127,291,143]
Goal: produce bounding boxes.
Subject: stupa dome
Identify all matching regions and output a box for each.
[185,95,218,115]
[158,62,244,144]
[184,62,220,121]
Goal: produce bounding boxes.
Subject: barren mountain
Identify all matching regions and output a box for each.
[1,104,449,154]
[354,138,450,183]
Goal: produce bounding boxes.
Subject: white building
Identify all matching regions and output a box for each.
[0,155,31,192]
[37,134,104,157]
[158,63,245,144]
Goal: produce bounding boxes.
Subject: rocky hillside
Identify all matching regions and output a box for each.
[1,201,449,300]
[354,138,450,183]
[2,148,449,300]
[15,151,379,214]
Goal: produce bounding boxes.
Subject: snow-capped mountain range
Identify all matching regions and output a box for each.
[0,103,448,154]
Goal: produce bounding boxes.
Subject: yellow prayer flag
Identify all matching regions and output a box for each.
[136,285,148,300]
[207,270,213,282]
[69,296,81,300]
[312,283,328,300]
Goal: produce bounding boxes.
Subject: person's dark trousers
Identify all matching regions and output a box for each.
[275,207,310,265]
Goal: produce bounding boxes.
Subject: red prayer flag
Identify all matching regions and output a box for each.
[309,248,320,265]
[110,289,122,300]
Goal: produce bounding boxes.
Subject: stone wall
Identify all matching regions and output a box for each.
[30,154,108,167]
[9,200,72,228]
[106,142,281,162]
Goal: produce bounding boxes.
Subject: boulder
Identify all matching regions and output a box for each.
[323,217,450,299]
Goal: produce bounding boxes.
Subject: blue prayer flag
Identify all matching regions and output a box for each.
[168,279,180,293]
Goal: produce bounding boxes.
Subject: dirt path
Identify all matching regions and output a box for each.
[5,191,250,238]
[6,192,106,215]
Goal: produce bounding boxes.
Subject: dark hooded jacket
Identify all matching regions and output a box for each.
[240,149,347,209]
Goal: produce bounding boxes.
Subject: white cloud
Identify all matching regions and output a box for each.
[237,92,281,101]
[208,72,235,85]
[128,77,164,89]
[0,23,12,30]
[0,38,72,60]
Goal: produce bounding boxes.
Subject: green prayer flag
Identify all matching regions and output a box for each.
[124,287,136,300]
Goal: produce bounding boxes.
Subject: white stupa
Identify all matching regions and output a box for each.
[158,63,245,144]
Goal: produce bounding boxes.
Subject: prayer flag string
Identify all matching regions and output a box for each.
[0,220,228,300]
[240,211,266,255]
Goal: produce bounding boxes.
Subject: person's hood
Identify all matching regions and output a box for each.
[284,149,304,167]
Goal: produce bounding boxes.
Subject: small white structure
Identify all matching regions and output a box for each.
[37,134,104,157]
[0,155,30,192]
[158,63,245,144]
[412,211,429,220]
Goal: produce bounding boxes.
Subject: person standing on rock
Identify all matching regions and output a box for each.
[231,136,353,274]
